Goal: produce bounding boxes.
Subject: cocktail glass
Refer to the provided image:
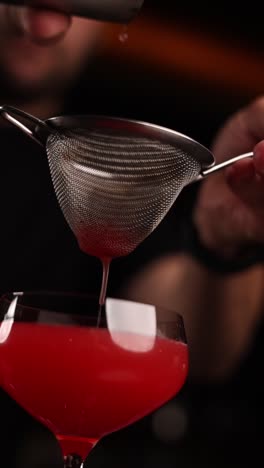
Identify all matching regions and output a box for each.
[0,291,188,467]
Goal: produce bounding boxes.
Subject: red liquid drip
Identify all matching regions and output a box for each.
[99,258,111,306]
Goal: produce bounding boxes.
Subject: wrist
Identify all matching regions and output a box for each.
[182,217,264,273]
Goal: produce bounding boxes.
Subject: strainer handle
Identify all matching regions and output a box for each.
[197,151,254,180]
[0,105,56,146]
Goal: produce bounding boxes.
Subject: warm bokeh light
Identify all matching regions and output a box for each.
[100,15,264,99]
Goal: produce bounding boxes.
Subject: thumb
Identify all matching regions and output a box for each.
[253,140,264,177]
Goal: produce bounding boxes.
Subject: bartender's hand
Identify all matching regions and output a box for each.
[193,96,264,259]
[6,5,71,44]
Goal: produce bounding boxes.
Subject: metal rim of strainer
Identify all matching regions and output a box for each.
[46,114,215,170]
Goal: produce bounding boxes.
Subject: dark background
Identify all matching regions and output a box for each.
[2,3,264,467]
[67,3,264,467]
[71,0,264,151]
[96,2,264,466]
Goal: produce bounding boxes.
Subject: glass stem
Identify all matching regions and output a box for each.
[57,435,97,468]
[64,453,83,468]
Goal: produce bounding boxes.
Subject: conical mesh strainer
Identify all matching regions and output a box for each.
[46,127,202,257]
[0,106,254,259]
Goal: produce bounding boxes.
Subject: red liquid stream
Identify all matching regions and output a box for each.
[0,323,188,459]
[99,258,111,307]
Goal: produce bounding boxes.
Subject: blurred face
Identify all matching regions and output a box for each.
[0,6,103,100]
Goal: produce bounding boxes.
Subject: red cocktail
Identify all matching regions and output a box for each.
[0,292,188,467]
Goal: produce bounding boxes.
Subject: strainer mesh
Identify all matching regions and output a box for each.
[46,128,201,258]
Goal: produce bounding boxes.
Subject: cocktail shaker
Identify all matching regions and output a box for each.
[0,0,144,23]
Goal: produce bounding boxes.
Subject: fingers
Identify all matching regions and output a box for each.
[7,6,71,45]
[193,175,245,257]
[253,140,264,176]
[211,96,264,163]
[192,96,264,257]
[224,140,264,208]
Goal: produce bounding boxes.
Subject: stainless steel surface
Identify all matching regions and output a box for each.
[46,127,202,258]
[0,105,254,260]
[0,0,144,23]
[198,152,254,179]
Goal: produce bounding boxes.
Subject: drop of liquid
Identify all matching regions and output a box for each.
[118,25,128,43]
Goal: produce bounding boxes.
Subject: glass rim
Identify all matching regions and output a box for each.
[0,289,185,325]
[0,289,183,322]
